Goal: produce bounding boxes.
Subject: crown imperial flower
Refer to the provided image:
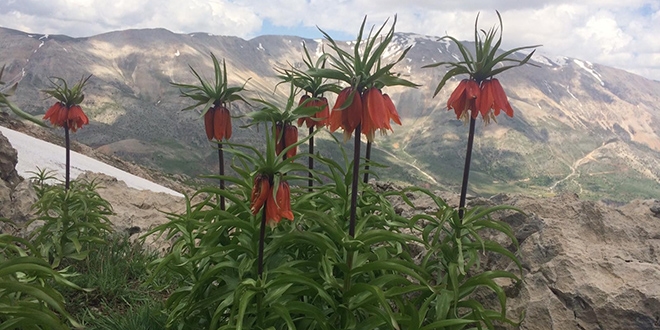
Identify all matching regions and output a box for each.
[425,11,538,123]
[42,76,91,132]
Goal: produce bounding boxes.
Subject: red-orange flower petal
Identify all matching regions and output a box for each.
[447,79,480,120]
[222,107,232,139]
[477,80,495,119]
[314,97,330,128]
[363,88,392,142]
[297,95,316,128]
[491,79,514,117]
[250,174,271,215]
[330,87,362,139]
[383,94,402,125]
[284,124,298,158]
[204,108,215,140]
[66,105,89,132]
[265,192,280,227]
[44,102,64,126]
[212,106,232,141]
[276,182,294,221]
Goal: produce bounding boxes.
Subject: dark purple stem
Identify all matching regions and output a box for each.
[349,124,362,237]
[64,125,70,190]
[218,142,225,211]
[458,117,476,219]
[363,141,372,184]
[257,201,267,276]
[308,127,314,191]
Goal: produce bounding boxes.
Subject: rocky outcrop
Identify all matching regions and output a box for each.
[497,193,660,330]
[389,185,660,330]
[76,172,185,252]
[0,130,36,228]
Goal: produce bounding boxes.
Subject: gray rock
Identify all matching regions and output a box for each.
[0,131,20,186]
[489,194,660,330]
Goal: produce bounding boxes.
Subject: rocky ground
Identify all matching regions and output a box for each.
[385,182,660,330]
[2,118,660,330]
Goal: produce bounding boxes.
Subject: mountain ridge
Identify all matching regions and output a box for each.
[1,26,659,202]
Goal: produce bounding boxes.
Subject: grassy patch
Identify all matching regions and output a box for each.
[55,234,175,328]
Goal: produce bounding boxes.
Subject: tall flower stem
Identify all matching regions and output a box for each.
[64,126,70,190]
[218,143,225,211]
[257,201,267,276]
[363,141,372,184]
[349,124,362,238]
[308,127,314,191]
[458,117,476,219]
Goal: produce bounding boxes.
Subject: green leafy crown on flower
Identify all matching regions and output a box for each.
[172,53,250,113]
[424,11,541,96]
[246,84,322,126]
[43,75,92,107]
[310,15,419,95]
[276,42,341,97]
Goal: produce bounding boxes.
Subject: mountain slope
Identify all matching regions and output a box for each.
[1,27,659,202]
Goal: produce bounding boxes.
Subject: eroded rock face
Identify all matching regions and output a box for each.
[0,131,19,185]
[386,187,660,330]
[492,194,660,330]
[0,131,35,226]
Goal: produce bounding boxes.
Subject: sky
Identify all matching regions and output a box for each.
[1,0,659,80]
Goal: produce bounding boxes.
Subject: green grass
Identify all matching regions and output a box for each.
[55,234,175,329]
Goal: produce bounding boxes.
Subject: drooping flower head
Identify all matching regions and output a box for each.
[311,16,418,141]
[250,173,294,227]
[247,84,321,160]
[203,104,232,141]
[42,75,91,132]
[424,11,539,122]
[274,121,298,159]
[297,95,331,129]
[277,42,339,130]
[172,53,249,141]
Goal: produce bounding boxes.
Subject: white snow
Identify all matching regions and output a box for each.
[174,49,180,57]
[257,43,265,51]
[573,59,604,86]
[0,126,183,197]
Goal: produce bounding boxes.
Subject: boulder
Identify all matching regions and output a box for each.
[490,194,660,330]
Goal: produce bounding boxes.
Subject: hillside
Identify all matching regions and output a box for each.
[1,27,659,202]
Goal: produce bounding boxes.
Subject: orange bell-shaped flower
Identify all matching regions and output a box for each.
[275,122,298,158]
[43,102,89,132]
[250,174,271,215]
[447,79,480,120]
[203,105,232,141]
[265,181,294,227]
[66,105,89,132]
[330,87,362,139]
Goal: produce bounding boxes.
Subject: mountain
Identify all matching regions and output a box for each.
[1,27,659,202]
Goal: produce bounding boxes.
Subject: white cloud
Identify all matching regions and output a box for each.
[0,0,659,80]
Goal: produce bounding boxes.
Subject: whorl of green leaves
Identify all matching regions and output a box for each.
[246,84,326,126]
[42,75,91,107]
[27,169,114,268]
[172,53,250,115]
[276,42,341,97]
[310,15,419,92]
[424,11,540,96]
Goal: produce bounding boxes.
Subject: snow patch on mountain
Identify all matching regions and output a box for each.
[0,126,182,197]
[573,59,604,86]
